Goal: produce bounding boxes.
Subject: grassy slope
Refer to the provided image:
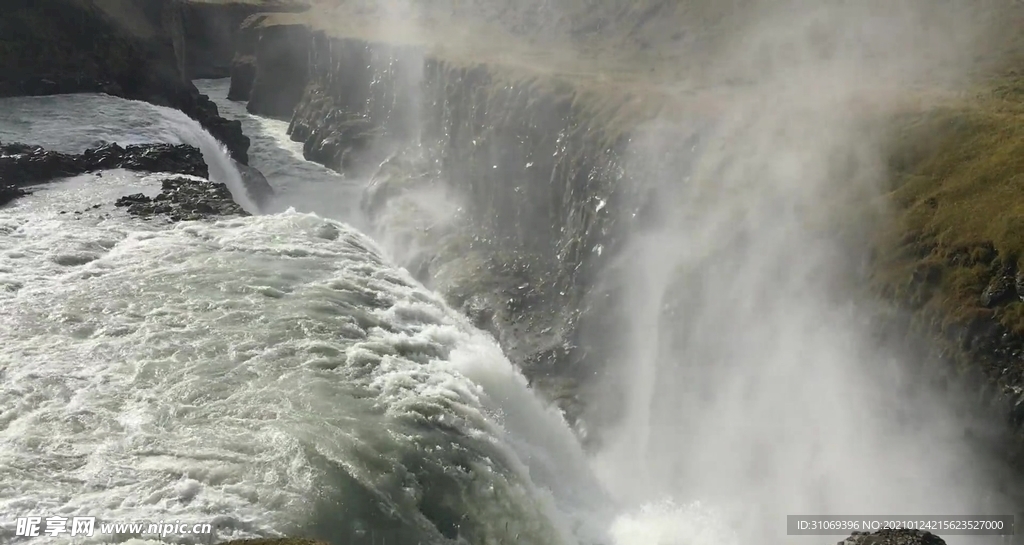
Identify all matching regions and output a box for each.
[872,75,1024,364]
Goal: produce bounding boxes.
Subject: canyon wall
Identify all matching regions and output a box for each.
[228,20,682,426]
[0,0,253,163]
[8,0,1024,478]
[222,10,1024,474]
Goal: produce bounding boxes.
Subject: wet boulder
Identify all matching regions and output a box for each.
[0,184,30,206]
[0,142,82,184]
[116,144,207,177]
[81,142,128,169]
[0,141,209,206]
[116,176,249,222]
[234,160,275,208]
[837,529,946,545]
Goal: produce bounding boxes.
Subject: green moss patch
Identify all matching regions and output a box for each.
[872,75,1024,355]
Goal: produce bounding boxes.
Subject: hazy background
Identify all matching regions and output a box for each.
[577,1,1024,543]
[229,0,1024,542]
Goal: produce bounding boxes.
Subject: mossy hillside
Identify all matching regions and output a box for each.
[870,74,1024,387]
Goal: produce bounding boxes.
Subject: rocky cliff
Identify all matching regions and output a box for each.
[0,0,254,163]
[233,19,676,424]
[174,0,309,80]
[220,2,1024,464]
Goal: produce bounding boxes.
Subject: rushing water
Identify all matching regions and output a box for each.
[1,80,1013,545]
[0,89,621,545]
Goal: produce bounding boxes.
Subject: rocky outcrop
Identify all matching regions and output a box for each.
[175,0,309,80]
[837,530,946,545]
[0,0,250,164]
[116,177,249,221]
[228,55,258,101]
[231,25,662,422]
[0,141,207,205]
[217,539,326,545]
[228,3,1024,464]
[0,185,31,207]
[235,159,275,208]
[236,19,311,118]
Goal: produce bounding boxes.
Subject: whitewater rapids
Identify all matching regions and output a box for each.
[0,91,634,545]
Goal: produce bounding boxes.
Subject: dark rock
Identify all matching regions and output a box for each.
[115,193,153,207]
[178,1,309,80]
[3,143,45,155]
[246,23,311,119]
[837,529,945,545]
[81,143,127,170]
[234,160,275,208]
[227,56,257,102]
[0,144,87,185]
[119,177,248,222]
[982,264,1018,307]
[118,144,207,176]
[0,185,30,206]
[462,295,497,333]
[1015,269,1024,301]
[0,0,251,164]
[0,141,207,206]
[982,273,1016,307]
[290,94,380,172]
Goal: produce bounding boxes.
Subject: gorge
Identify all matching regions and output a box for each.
[4,1,1024,545]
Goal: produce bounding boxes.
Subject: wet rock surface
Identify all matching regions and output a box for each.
[176,0,309,81]
[227,55,257,102]
[235,160,275,208]
[0,0,251,164]
[115,177,248,221]
[837,530,946,545]
[243,22,311,119]
[0,141,207,196]
[0,185,31,207]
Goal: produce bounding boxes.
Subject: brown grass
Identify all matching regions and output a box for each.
[871,74,1024,337]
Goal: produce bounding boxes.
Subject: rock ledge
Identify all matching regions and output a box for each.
[838,529,946,545]
[116,177,249,221]
[0,141,208,207]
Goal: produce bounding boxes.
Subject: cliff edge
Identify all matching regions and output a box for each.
[0,0,310,164]
[222,0,1024,455]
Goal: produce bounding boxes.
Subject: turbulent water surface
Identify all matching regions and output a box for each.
[0,88,629,545]
[1,80,1014,545]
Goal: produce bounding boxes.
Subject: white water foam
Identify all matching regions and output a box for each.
[194,80,365,224]
[0,159,608,545]
[0,93,255,213]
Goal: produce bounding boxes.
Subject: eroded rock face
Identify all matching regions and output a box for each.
[235,159,275,208]
[837,530,946,545]
[0,185,31,207]
[115,177,248,221]
[227,55,257,102]
[0,0,250,164]
[230,27,635,425]
[245,23,312,119]
[0,141,207,203]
